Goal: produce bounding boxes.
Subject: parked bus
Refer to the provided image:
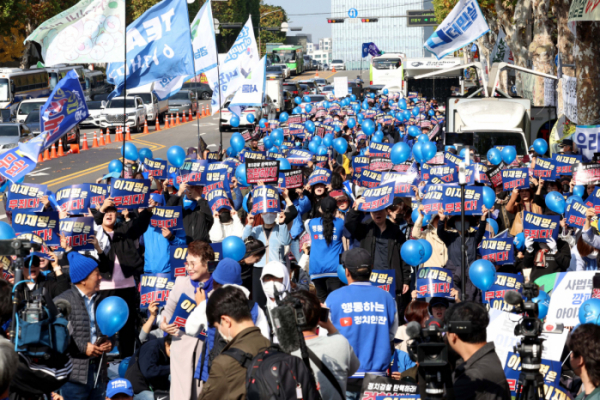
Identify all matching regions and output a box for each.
[0,68,51,113]
[45,65,90,99]
[272,46,304,76]
[369,53,406,86]
[84,69,108,98]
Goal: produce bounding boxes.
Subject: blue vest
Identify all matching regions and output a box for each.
[326,283,397,377]
[308,217,345,279]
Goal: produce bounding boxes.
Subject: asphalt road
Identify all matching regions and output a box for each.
[1,69,370,220]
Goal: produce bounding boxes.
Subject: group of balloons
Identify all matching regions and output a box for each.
[486,146,517,166]
[401,239,434,267]
[108,145,156,175]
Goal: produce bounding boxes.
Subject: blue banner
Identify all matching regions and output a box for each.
[211,242,223,261]
[479,237,515,266]
[422,185,483,216]
[59,217,94,250]
[358,183,395,212]
[352,156,370,184]
[369,142,392,158]
[56,184,95,213]
[369,157,393,172]
[240,150,267,162]
[483,273,523,311]
[533,157,558,180]
[110,179,151,209]
[416,267,454,300]
[503,351,565,398]
[565,200,587,229]
[277,170,304,189]
[150,206,183,231]
[288,123,305,135]
[107,0,195,100]
[143,158,167,180]
[169,293,199,333]
[308,168,332,186]
[170,245,188,279]
[40,69,89,150]
[202,180,232,202]
[140,273,175,309]
[0,150,38,183]
[88,184,109,209]
[359,169,382,188]
[501,168,530,191]
[12,211,60,246]
[381,171,418,195]
[177,160,208,186]
[250,185,281,215]
[6,183,47,212]
[369,270,396,294]
[428,164,459,184]
[206,187,233,213]
[552,154,582,176]
[287,149,314,166]
[523,211,560,242]
[444,152,463,168]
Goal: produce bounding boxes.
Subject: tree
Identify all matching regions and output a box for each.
[0,22,25,64]
[258,2,287,56]
[575,22,600,125]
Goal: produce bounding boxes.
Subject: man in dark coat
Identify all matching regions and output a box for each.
[166,182,214,243]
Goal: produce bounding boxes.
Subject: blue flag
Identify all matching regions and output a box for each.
[107,0,194,100]
[362,42,381,58]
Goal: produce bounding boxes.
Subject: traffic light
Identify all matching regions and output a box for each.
[327,18,345,23]
[361,18,379,23]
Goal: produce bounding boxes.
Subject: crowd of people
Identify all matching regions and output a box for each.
[1,87,599,400]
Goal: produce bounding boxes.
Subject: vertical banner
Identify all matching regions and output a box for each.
[574,125,600,162]
[59,217,94,250]
[503,352,565,398]
[565,200,587,229]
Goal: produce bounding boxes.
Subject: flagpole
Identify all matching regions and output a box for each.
[122,23,126,178]
[215,50,223,153]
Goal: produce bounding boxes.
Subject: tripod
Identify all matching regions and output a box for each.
[514,339,546,400]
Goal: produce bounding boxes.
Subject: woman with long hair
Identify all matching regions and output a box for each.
[307,196,346,302]
[505,186,543,236]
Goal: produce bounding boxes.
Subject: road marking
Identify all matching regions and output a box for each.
[28,167,52,177]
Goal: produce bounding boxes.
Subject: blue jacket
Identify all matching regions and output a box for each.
[142,225,186,274]
[308,217,345,279]
[290,196,312,239]
[242,223,291,267]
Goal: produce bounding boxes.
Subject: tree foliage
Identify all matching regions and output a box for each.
[0,22,25,63]
[258,2,287,56]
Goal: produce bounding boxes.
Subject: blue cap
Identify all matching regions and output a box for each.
[150,193,165,206]
[212,258,242,286]
[103,171,121,180]
[106,378,134,398]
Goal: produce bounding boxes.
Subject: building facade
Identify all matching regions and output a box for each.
[311,49,333,66]
[330,0,431,70]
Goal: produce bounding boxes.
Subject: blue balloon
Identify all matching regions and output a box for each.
[579,298,600,325]
[303,121,315,134]
[422,142,437,162]
[108,159,123,174]
[362,119,375,135]
[242,193,251,212]
[96,296,129,337]
[399,99,407,110]
[303,96,311,103]
[333,137,348,154]
[413,141,425,163]
[312,136,322,146]
[487,148,502,165]
[222,237,246,262]
[317,145,328,156]
[362,102,369,110]
[121,143,138,161]
[292,107,301,115]
[369,93,375,99]
[371,132,383,144]
[263,136,274,151]
[445,145,456,152]
[383,88,389,95]
[167,145,186,168]
[138,148,153,162]
[401,240,425,266]
[402,110,411,121]
[337,264,348,284]
[486,218,499,235]
[246,113,255,123]
[514,232,525,251]
[351,94,357,101]
[460,148,468,158]
[357,113,364,123]
[347,118,356,129]
[323,134,334,147]
[226,147,236,157]
[533,138,548,155]
[230,133,245,154]
[271,128,284,144]
[235,164,248,186]
[391,142,411,165]
[411,208,421,224]
[308,141,319,153]
[573,185,585,198]
[428,109,435,117]
[119,357,131,378]
[417,134,429,143]
[324,101,331,109]
[230,115,240,128]
[280,158,291,171]
[533,291,550,319]
[501,146,517,164]
[305,104,313,113]
[0,221,15,240]
[279,112,289,123]
[417,239,433,264]
[566,195,584,205]
[482,186,496,209]
[468,259,497,291]
[545,191,566,214]
[294,96,302,105]
[408,126,421,137]
[412,107,419,116]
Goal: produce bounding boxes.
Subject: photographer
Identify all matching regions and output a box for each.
[568,324,600,400]
[444,302,510,400]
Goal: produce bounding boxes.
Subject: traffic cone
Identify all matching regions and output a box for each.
[183,112,187,123]
[57,139,65,157]
[81,132,89,151]
[203,105,208,117]
[189,109,193,121]
[38,153,44,162]
[98,130,106,146]
[43,149,50,161]
[315,70,319,78]
[125,126,132,141]
[196,109,201,120]
[92,131,99,148]
[332,67,336,73]
[143,120,149,134]
[50,143,57,159]
[105,129,111,144]
[176,112,180,126]
[71,144,80,154]
[117,127,123,142]
[164,116,169,130]
[155,118,161,131]
[170,114,175,127]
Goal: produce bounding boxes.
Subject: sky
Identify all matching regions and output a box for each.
[267,0,332,44]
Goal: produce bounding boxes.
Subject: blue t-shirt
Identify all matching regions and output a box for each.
[308,217,345,279]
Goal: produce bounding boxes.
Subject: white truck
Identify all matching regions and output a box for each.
[266,77,284,114]
[97,96,147,133]
[128,83,168,123]
[415,62,557,157]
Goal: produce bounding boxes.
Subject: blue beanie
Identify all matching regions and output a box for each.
[212,258,242,286]
[68,251,99,284]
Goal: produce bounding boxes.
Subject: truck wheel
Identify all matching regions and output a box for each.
[201,92,210,100]
[133,119,140,133]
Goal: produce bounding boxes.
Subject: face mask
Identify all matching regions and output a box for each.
[589,251,598,259]
[455,221,470,232]
[262,212,277,225]
[262,280,285,299]
[218,325,233,343]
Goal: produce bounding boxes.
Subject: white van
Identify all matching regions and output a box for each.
[266,77,284,114]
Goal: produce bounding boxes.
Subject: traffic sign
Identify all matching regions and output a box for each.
[407,10,438,27]
[348,8,358,18]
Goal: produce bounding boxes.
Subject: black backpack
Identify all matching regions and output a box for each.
[223,344,322,400]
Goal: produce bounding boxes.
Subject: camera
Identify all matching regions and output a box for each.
[20,292,46,323]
